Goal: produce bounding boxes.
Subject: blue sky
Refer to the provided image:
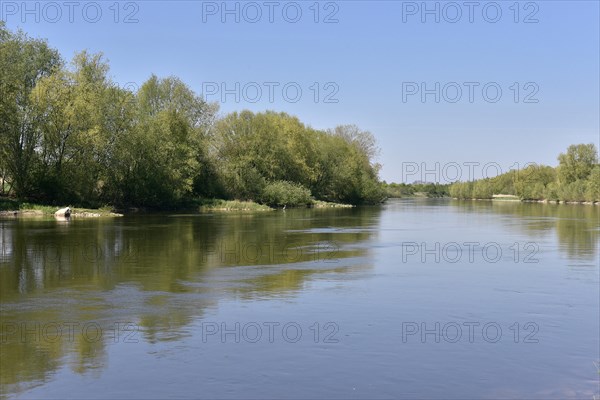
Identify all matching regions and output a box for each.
[3,0,599,182]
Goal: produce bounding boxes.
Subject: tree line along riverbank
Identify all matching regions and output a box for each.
[0,23,385,211]
[381,144,599,204]
[2,24,597,211]
[448,144,599,204]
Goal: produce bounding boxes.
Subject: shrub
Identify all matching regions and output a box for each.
[260,181,312,207]
[557,180,587,202]
[198,199,272,212]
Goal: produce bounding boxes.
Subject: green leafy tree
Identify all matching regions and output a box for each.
[472,180,493,199]
[514,164,556,200]
[557,180,588,202]
[0,26,61,198]
[449,181,468,199]
[113,75,216,207]
[312,130,383,204]
[585,166,600,202]
[558,144,598,184]
[544,182,560,201]
[30,52,116,204]
[0,25,383,208]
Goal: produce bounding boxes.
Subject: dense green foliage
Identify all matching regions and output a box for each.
[0,25,384,208]
[382,182,450,198]
[260,181,312,207]
[449,144,599,202]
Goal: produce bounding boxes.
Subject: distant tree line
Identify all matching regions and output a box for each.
[449,144,599,202]
[382,182,450,198]
[0,24,385,208]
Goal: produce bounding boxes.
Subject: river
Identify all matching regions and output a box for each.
[1,199,598,399]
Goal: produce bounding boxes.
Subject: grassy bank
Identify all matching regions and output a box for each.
[0,199,123,217]
[196,199,354,212]
[311,200,354,208]
[0,197,356,217]
[197,199,274,212]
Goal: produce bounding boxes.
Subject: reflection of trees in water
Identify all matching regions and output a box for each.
[450,200,599,260]
[0,207,381,394]
[0,325,64,394]
[555,210,599,260]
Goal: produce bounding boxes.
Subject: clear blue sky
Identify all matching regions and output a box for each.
[3,0,599,182]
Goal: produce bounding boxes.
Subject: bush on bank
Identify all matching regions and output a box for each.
[260,181,312,207]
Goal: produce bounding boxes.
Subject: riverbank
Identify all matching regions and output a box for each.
[196,199,354,212]
[197,200,273,212]
[0,208,124,217]
[0,198,355,217]
[0,201,124,217]
[450,197,599,205]
[387,193,449,199]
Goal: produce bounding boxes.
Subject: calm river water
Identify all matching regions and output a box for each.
[1,199,598,399]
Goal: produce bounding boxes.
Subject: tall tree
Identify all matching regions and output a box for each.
[0,25,61,198]
[31,51,115,203]
[557,143,598,184]
[112,75,217,207]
